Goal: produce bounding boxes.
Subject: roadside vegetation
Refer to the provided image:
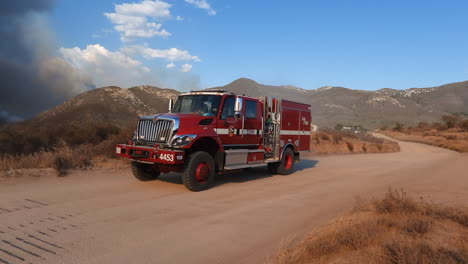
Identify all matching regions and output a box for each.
[379,114,468,152]
[268,189,468,264]
[0,123,134,175]
[311,128,400,154]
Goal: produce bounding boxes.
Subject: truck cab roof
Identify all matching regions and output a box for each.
[181,90,234,96]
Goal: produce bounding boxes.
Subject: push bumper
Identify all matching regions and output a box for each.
[115,144,185,164]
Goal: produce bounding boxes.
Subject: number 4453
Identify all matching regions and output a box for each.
[159,153,174,162]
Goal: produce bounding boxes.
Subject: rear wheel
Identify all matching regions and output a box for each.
[182,151,215,191]
[276,147,295,175]
[131,161,160,181]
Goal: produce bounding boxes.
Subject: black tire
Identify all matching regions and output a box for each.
[277,147,295,175]
[131,161,160,181]
[182,151,215,192]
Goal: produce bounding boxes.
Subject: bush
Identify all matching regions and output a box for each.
[0,122,123,155]
[461,120,468,131]
[393,122,405,132]
[268,189,468,264]
[334,123,344,131]
[441,114,461,129]
[332,134,343,143]
[433,122,448,131]
[320,133,330,141]
[346,141,354,152]
[417,121,430,129]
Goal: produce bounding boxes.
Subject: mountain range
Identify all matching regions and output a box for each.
[211,78,468,128]
[4,78,468,130]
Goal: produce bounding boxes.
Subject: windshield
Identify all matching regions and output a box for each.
[172,95,221,117]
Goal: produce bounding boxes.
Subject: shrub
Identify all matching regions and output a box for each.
[402,216,432,235]
[445,135,457,140]
[374,188,418,214]
[332,134,343,143]
[0,122,124,155]
[417,121,430,129]
[320,133,330,141]
[433,122,448,131]
[461,120,468,131]
[334,123,344,131]
[267,189,468,264]
[441,114,461,129]
[346,141,354,152]
[393,122,405,132]
[53,156,72,176]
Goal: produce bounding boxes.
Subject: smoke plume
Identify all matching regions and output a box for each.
[0,0,94,121]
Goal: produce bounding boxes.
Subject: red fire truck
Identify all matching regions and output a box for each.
[116,90,311,191]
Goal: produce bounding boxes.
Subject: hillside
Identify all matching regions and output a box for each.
[31,85,180,127]
[210,78,468,128]
[0,85,179,154]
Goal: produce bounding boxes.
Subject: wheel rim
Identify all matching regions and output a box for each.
[284,153,293,169]
[195,162,209,183]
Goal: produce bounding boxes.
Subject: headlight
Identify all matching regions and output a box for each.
[171,135,197,147]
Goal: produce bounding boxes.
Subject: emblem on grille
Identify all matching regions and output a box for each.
[152,117,159,123]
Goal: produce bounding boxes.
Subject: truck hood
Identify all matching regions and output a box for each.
[140,113,215,134]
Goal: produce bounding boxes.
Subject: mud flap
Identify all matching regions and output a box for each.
[214,151,225,172]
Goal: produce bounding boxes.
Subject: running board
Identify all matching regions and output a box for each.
[223,163,266,170]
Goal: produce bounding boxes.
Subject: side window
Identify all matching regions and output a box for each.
[245,100,257,119]
[220,97,235,119]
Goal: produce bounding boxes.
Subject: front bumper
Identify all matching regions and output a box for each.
[115,144,185,164]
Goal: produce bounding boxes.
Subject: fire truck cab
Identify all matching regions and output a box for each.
[116,90,311,191]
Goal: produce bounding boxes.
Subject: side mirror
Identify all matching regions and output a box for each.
[234,97,243,118]
[168,99,174,113]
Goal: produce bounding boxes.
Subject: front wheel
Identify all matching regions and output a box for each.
[131,161,160,181]
[182,151,215,191]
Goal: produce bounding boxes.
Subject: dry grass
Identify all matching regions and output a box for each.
[380,129,468,152]
[378,116,468,152]
[0,141,91,176]
[0,126,133,175]
[311,129,400,154]
[267,189,468,264]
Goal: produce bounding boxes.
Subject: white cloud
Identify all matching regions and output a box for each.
[104,0,172,41]
[176,16,184,21]
[166,62,176,68]
[185,0,216,15]
[123,45,201,62]
[104,13,147,25]
[180,64,192,72]
[60,44,152,87]
[115,0,171,18]
[59,44,200,91]
[114,22,170,41]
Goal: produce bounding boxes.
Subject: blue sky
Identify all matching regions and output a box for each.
[49,0,468,90]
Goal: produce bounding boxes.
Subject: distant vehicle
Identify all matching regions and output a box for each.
[116,90,312,191]
[340,125,367,134]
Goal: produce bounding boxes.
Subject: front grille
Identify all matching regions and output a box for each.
[137,119,173,143]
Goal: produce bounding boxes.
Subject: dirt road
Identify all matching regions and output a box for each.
[0,137,467,264]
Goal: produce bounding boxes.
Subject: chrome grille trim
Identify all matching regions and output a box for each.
[137,118,174,144]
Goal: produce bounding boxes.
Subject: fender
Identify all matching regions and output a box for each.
[280,143,295,161]
[188,136,224,153]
